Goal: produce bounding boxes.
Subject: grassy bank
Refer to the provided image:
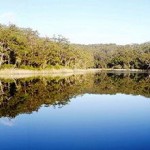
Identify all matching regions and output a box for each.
[0,68,102,79]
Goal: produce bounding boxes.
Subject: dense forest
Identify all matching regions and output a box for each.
[0,72,149,118]
[0,24,150,70]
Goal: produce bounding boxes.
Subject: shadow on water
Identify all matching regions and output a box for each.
[0,72,149,118]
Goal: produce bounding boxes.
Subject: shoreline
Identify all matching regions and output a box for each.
[0,68,148,74]
[0,68,149,79]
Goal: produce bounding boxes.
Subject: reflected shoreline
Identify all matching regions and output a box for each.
[0,72,149,118]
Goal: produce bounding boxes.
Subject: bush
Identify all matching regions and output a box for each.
[0,64,14,69]
[54,64,63,69]
[19,65,37,70]
[114,65,122,69]
[123,64,129,69]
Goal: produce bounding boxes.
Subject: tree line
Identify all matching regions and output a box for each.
[0,24,150,70]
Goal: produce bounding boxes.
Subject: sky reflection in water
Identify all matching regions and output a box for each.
[0,94,150,150]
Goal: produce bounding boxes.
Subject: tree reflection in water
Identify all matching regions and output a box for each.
[0,72,149,118]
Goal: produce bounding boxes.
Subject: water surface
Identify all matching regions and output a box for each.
[0,72,150,150]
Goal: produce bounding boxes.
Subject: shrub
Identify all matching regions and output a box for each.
[0,64,14,69]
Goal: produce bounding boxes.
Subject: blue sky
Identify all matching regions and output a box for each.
[0,0,150,44]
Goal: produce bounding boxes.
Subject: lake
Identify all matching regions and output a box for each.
[0,72,150,150]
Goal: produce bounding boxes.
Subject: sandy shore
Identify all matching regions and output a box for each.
[0,68,148,79]
[0,68,100,79]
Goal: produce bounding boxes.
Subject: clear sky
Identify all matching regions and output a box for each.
[0,0,150,44]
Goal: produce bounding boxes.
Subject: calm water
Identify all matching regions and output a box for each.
[0,72,150,150]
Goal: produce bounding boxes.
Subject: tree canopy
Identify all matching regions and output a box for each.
[0,24,149,70]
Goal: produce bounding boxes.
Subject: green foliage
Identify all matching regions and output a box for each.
[54,64,64,69]
[0,23,149,70]
[19,65,37,70]
[0,64,14,69]
[74,43,150,70]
